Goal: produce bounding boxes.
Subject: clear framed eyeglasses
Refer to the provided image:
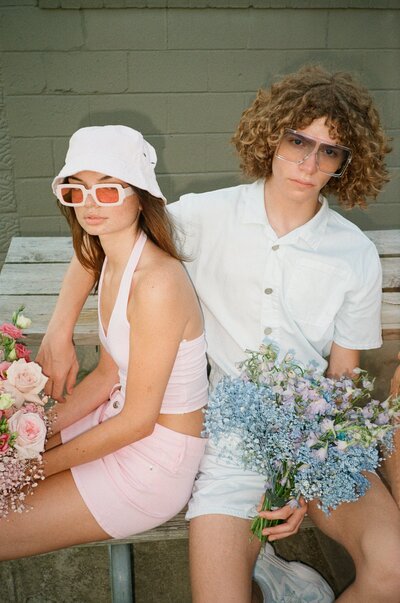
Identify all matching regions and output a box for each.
[275,129,352,177]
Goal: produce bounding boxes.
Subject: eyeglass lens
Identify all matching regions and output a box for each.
[278,132,349,174]
[59,185,121,205]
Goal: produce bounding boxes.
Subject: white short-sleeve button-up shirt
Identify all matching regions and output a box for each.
[168,179,382,377]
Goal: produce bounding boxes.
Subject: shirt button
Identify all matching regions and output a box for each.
[113,401,119,409]
[264,327,272,335]
[264,288,273,295]
[271,245,280,251]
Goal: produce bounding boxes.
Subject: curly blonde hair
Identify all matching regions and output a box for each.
[232,65,391,208]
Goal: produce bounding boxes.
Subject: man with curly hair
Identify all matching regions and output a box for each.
[38,65,400,602]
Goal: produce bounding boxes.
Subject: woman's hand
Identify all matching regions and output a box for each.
[258,497,308,542]
[36,333,79,402]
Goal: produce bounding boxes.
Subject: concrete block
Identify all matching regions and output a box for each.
[284,49,365,81]
[45,52,128,94]
[84,9,167,50]
[169,170,241,201]
[0,8,84,51]
[328,10,400,49]
[157,174,172,202]
[16,178,59,217]
[0,170,16,213]
[248,9,327,49]
[207,50,287,92]
[205,133,238,172]
[148,133,207,173]
[372,91,400,130]
[79,0,104,7]
[332,202,400,231]
[19,214,69,235]
[128,51,208,92]
[167,92,247,133]
[38,0,61,6]
[167,9,249,49]
[373,167,400,206]
[0,111,13,170]
[89,94,167,134]
[6,96,91,137]
[361,51,400,90]
[60,0,82,6]
[12,138,54,178]
[53,137,70,175]
[1,0,36,5]
[0,213,19,261]
[386,130,399,169]
[2,53,46,95]
[103,0,128,6]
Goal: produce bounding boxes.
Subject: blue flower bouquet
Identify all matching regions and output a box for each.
[204,344,400,544]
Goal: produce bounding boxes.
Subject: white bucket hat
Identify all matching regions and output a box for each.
[52,125,166,201]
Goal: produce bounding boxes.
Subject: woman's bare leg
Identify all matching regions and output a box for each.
[189,514,261,603]
[0,469,110,560]
[308,473,400,602]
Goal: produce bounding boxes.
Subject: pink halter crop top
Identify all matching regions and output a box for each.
[98,231,209,414]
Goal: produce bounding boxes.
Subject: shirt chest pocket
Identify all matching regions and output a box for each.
[284,259,347,328]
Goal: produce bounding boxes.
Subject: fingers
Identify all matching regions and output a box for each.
[259,498,308,542]
[65,360,79,395]
[50,373,67,403]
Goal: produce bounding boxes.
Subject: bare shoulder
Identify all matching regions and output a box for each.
[132,242,193,310]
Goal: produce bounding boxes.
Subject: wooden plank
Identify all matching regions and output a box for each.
[5,237,73,264]
[381,258,400,290]
[0,264,69,295]
[1,257,398,296]
[0,295,98,346]
[6,230,400,264]
[365,229,400,255]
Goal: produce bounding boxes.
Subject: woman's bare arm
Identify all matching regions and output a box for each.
[36,254,95,401]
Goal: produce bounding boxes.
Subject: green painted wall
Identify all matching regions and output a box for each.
[0,2,399,264]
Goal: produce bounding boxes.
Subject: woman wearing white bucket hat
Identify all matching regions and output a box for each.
[0,125,208,558]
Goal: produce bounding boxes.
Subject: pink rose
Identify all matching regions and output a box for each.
[0,361,11,380]
[8,410,46,459]
[0,433,11,453]
[4,359,48,407]
[15,343,31,362]
[0,323,23,340]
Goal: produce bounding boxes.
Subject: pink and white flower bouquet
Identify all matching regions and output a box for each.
[0,307,50,517]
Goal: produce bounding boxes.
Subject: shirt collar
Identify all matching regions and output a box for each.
[242,179,329,250]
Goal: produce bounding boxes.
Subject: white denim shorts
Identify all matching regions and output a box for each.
[186,437,266,521]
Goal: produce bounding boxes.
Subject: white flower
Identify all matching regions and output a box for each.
[4,359,47,406]
[0,393,15,410]
[14,314,32,329]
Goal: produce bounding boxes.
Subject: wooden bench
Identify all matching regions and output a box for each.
[0,231,399,603]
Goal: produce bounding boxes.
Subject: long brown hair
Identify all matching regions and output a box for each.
[59,185,184,289]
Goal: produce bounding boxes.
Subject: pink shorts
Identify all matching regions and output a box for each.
[61,389,206,538]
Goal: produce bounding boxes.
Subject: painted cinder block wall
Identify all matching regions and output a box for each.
[0,0,399,267]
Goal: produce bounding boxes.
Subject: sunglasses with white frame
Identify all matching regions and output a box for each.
[55,183,135,207]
